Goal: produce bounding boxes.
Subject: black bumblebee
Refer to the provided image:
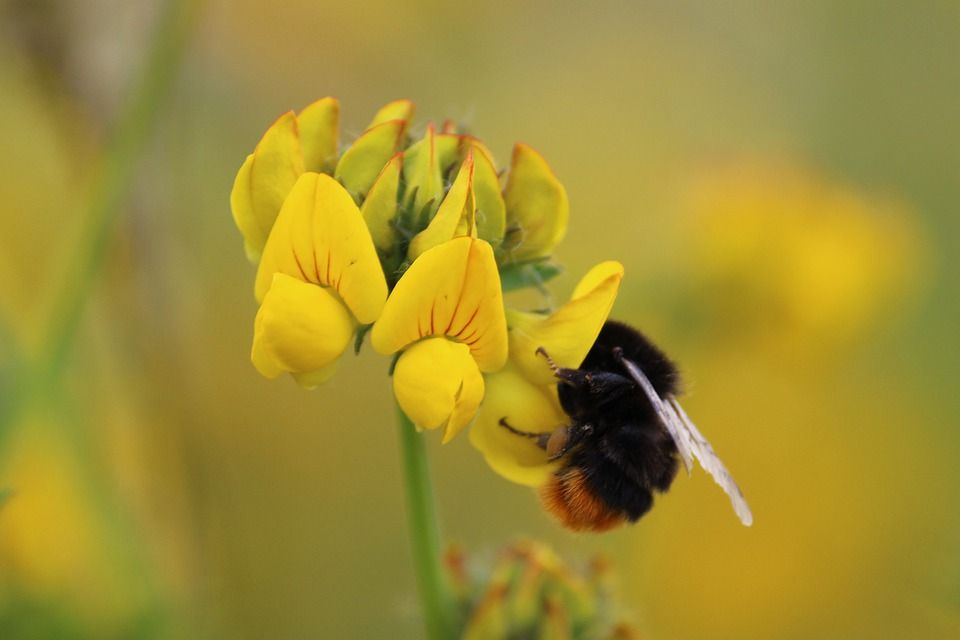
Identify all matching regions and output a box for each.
[500,320,752,531]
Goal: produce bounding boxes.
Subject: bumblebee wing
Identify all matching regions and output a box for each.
[666,397,753,526]
[617,357,694,473]
[618,356,753,527]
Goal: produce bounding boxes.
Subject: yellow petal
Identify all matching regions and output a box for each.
[298,97,339,174]
[251,273,354,385]
[402,124,443,226]
[334,120,406,201]
[402,130,461,175]
[255,173,388,324]
[460,136,497,168]
[509,261,623,386]
[292,364,340,389]
[230,154,260,260]
[371,237,507,372]
[408,152,476,260]
[367,99,415,135]
[465,140,506,246]
[501,143,569,262]
[230,111,304,260]
[435,133,462,172]
[468,364,566,486]
[360,153,403,253]
[393,337,484,442]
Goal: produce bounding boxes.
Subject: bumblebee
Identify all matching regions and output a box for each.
[500,321,752,532]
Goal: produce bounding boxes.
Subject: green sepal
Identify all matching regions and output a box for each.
[354,323,373,355]
[402,126,443,226]
[387,350,402,376]
[498,261,563,293]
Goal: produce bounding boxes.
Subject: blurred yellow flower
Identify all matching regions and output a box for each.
[0,417,148,629]
[470,261,623,485]
[252,172,388,387]
[372,236,507,441]
[678,162,925,352]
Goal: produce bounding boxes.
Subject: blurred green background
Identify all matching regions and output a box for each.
[1,1,958,638]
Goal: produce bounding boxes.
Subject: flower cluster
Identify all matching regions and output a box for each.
[230,99,623,481]
[447,541,639,639]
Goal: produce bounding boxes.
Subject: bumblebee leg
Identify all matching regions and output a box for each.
[498,417,550,450]
[543,429,573,461]
[547,422,596,461]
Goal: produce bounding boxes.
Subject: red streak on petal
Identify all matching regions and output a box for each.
[453,306,480,338]
[444,293,464,335]
[459,326,480,345]
[292,249,309,281]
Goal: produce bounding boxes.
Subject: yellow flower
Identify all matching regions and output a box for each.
[251,172,388,387]
[469,261,623,485]
[400,129,508,258]
[408,150,478,259]
[499,143,569,264]
[371,236,508,442]
[231,98,574,394]
[678,162,924,351]
[230,98,414,261]
[335,101,413,201]
[0,416,148,627]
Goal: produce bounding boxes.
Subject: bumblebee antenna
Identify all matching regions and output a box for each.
[535,346,561,374]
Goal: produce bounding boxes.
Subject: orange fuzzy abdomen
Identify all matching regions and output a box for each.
[539,468,625,532]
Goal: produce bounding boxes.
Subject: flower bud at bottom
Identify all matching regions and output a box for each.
[453,541,640,639]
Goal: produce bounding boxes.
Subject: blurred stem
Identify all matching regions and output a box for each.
[39,0,203,382]
[0,321,23,437]
[396,404,456,640]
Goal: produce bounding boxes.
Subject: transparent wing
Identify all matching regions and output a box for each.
[618,357,694,473]
[618,356,754,527]
[666,397,753,526]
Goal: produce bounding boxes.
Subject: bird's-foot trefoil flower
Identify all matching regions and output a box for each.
[372,236,508,442]
[499,143,569,265]
[470,261,624,485]
[229,98,688,638]
[251,172,388,387]
[229,99,569,407]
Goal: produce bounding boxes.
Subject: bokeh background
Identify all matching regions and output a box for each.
[1,1,958,638]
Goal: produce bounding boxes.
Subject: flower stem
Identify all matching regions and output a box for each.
[39,0,203,383]
[395,404,456,640]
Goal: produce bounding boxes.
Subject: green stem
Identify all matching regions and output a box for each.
[39,0,203,381]
[396,404,456,640]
